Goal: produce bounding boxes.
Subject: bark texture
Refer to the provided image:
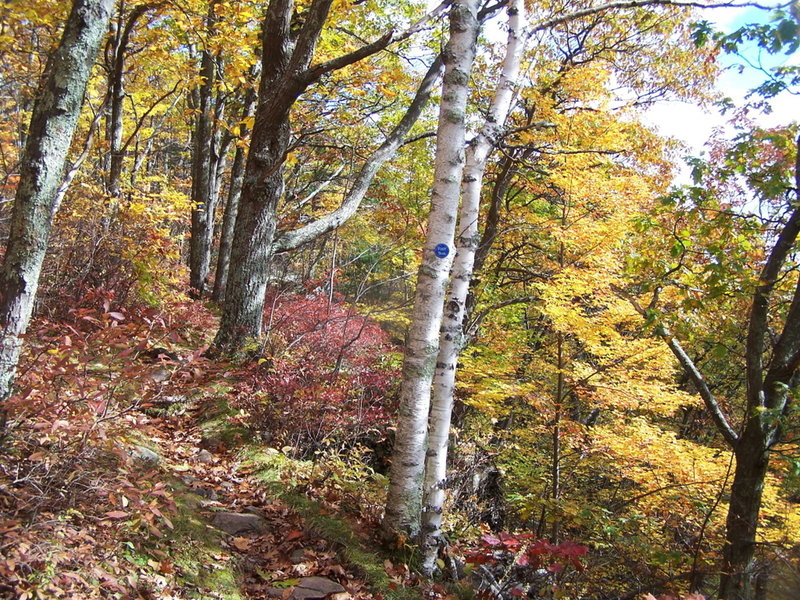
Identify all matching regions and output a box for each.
[0,0,114,411]
[106,2,158,196]
[189,13,227,297]
[213,0,328,350]
[419,0,525,572]
[383,0,480,540]
[213,79,259,302]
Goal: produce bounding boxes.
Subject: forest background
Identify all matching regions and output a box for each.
[0,1,798,600]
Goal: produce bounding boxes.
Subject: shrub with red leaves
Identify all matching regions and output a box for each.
[464,531,589,598]
[242,286,401,457]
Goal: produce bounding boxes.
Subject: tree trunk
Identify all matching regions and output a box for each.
[106,2,155,197]
[188,38,221,297]
[211,0,297,350]
[213,83,257,302]
[719,427,771,600]
[212,141,246,302]
[637,143,800,600]
[106,1,125,197]
[212,0,435,352]
[0,0,113,413]
[419,0,524,571]
[383,0,480,540]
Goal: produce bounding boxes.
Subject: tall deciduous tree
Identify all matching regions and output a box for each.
[383,0,481,540]
[0,0,113,415]
[212,0,446,351]
[618,130,800,600]
[105,1,160,197]
[212,66,259,302]
[188,3,227,297]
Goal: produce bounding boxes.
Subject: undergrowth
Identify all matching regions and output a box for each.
[239,446,424,600]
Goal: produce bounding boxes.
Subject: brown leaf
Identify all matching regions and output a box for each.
[104,511,129,519]
[285,530,304,542]
[232,537,252,551]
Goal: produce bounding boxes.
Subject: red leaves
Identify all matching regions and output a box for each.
[239,288,401,452]
[466,531,589,572]
[642,595,707,600]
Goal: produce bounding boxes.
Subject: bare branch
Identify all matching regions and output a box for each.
[274,55,445,253]
[611,284,739,446]
[530,0,791,34]
[53,96,110,215]
[300,30,394,85]
[290,165,345,213]
[120,79,182,155]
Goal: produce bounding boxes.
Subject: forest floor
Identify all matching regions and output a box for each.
[0,297,433,600]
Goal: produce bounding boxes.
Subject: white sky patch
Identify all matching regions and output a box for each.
[641,2,798,184]
[426,1,796,183]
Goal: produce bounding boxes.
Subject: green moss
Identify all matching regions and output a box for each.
[281,492,423,600]
[238,446,423,600]
[198,397,249,447]
[124,490,245,599]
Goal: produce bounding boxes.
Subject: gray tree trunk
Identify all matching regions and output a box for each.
[382,0,480,540]
[212,0,437,351]
[419,0,524,571]
[188,36,222,297]
[0,0,113,417]
[213,72,265,303]
[106,2,156,197]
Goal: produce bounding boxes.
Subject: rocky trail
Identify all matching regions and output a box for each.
[128,407,404,600]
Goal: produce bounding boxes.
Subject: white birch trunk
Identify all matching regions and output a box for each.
[382,0,480,539]
[420,0,526,573]
[0,0,113,413]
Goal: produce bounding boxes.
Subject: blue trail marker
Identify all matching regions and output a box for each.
[434,243,449,258]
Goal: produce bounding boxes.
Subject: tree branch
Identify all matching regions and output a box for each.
[53,96,110,215]
[119,79,182,155]
[611,284,740,446]
[273,55,445,253]
[761,135,800,409]
[288,0,336,76]
[745,196,800,409]
[299,30,394,86]
[530,0,791,34]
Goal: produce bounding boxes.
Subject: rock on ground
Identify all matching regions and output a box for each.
[290,576,346,599]
[211,511,267,535]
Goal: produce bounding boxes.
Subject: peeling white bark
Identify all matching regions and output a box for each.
[383,0,481,539]
[419,0,526,573]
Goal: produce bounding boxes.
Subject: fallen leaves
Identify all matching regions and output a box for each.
[232,537,252,551]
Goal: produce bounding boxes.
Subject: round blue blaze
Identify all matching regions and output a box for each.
[434,243,449,258]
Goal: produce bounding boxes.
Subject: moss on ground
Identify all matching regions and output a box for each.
[122,489,245,599]
[239,446,423,600]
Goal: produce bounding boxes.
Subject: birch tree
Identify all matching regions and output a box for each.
[0,0,113,417]
[419,0,526,573]
[382,0,481,539]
